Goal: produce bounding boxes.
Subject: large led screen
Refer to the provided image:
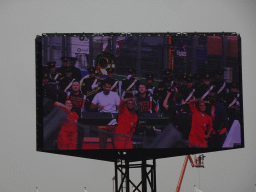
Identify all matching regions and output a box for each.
[36,33,244,161]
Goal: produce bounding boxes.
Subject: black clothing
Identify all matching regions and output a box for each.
[134,95,157,137]
[175,83,186,92]
[146,84,158,100]
[81,76,99,95]
[194,83,214,101]
[168,101,191,140]
[157,80,166,90]
[135,95,157,114]
[70,66,82,81]
[224,91,240,111]
[43,83,58,102]
[212,79,227,102]
[122,78,140,97]
[179,86,195,101]
[48,73,61,82]
[56,66,67,79]
[58,77,75,92]
[66,91,86,117]
[206,101,228,148]
[224,91,240,131]
[205,101,228,133]
[193,81,201,91]
[81,76,100,111]
[157,80,175,115]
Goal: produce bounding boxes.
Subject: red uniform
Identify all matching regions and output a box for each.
[114,101,138,149]
[54,104,79,150]
[188,102,213,148]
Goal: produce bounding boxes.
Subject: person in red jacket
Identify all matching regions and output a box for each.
[54,100,79,150]
[114,97,138,149]
[188,98,213,148]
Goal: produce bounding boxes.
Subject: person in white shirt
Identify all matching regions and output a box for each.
[91,80,120,113]
[90,79,120,148]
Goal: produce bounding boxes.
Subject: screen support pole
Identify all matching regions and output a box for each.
[114,157,156,192]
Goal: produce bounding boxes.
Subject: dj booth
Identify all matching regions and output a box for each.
[79,112,170,149]
[79,112,170,126]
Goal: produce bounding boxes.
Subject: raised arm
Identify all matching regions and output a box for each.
[118,97,136,113]
[54,101,67,108]
[120,97,136,103]
[54,101,70,112]
[189,98,203,103]
[163,91,172,110]
[188,98,203,113]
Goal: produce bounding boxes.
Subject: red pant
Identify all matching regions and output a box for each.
[58,130,77,150]
[114,134,133,149]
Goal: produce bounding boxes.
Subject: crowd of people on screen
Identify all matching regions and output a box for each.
[42,56,241,149]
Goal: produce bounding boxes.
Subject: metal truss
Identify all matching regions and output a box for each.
[114,158,156,192]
